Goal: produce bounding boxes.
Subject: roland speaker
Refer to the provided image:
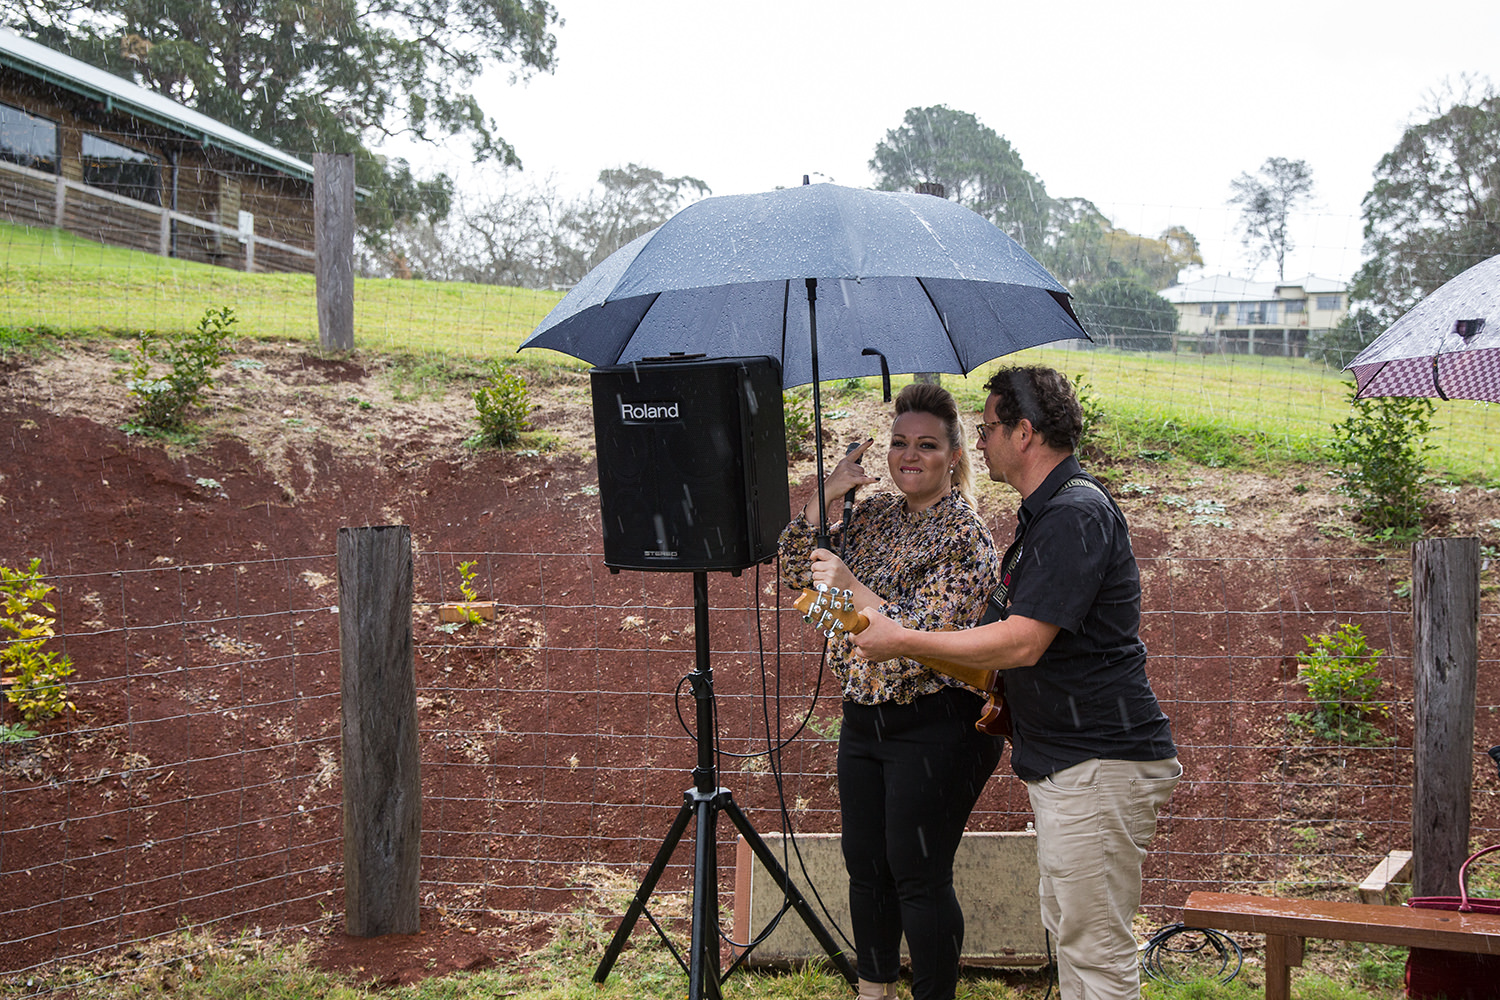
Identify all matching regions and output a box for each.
[591,355,790,573]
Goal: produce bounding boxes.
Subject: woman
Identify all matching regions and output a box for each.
[779,382,1002,1000]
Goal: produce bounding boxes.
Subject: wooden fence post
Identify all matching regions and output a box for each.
[315,152,356,352]
[338,524,420,936]
[1411,536,1480,897]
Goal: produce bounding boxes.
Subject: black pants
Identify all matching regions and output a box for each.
[838,686,1003,1000]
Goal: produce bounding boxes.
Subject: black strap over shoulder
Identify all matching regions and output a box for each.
[979,474,1119,625]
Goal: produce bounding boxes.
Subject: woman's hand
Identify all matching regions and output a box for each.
[808,547,858,595]
[804,438,879,527]
[824,437,880,499]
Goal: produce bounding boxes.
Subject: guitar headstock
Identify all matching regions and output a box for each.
[794,584,869,637]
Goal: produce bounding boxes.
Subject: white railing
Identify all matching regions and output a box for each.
[0,156,313,271]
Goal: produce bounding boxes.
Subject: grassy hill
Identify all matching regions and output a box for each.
[0,220,564,355]
[3,219,1495,482]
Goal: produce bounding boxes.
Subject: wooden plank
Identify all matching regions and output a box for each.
[1412,537,1480,897]
[437,602,498,623]
[1263,934,1301,1000]
[338,525,420,936]
[1182,892,1500,954]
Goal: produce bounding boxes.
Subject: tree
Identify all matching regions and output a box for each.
[2,0,560,235]
[870,105,1052,252]
[552,164,710,285]
[1351,83,1500,325]
[1069,278,1180,352]
[1307,307,1382,369]
[1228,157,1314,280]
[1043,198,1201,290]
[364,164,710,289]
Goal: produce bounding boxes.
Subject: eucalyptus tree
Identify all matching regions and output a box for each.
[1229,157,1315,281]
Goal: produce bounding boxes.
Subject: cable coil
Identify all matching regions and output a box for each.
[1140,922,1243,985]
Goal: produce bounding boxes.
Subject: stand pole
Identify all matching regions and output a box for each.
[593,572,855,996]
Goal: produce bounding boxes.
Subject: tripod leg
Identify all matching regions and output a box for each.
[689,792,724,1000]
[723,795,858,985]
[594,794,695,984]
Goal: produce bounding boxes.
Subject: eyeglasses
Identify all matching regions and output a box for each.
[975,419,1004,443]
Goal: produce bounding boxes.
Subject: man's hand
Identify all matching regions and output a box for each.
[850,607,905,662]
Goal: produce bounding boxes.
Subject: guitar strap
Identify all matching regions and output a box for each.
[979,474,1113,626]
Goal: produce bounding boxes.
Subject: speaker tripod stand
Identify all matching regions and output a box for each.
[593,572,856,999]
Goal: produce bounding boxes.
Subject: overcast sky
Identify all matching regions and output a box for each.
[397,0,1500,287]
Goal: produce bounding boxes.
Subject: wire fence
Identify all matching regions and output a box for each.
[5,142,1500,986]
[4,545,1499,981]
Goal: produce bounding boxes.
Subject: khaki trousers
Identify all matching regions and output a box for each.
[1026,756,1182,1000]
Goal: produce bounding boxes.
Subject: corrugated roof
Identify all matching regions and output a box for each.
[1159,274,1347,304]
[0,28,312,181]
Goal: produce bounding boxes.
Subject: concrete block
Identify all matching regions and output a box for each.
[732,830,1046,968]
[1358,849,1413,904]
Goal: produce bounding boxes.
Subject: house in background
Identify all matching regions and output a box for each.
[0,29,314,272]
[1160,275,1348,357]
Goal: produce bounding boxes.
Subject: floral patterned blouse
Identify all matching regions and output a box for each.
[779,489,999,705]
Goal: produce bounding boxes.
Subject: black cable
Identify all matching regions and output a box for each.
[1140,922,1243,985]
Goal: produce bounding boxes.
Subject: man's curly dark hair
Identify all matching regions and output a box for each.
[983,366,1082,452]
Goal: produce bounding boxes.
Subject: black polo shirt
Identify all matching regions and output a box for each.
[998,455,1175,781]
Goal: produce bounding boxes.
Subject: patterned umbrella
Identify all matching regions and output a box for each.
[1346,253,1500,402]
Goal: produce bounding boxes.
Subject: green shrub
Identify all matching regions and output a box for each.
[125,305,238,432]
[1073,371,1105,442]
[1,559,76,724]
[472,361,532,446]
[1289,623,1389,745]
[783,388,812,456]
[1327,383,1435,535]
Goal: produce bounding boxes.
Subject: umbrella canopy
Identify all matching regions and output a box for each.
[1346,252,1500,402]
[520,182,1089,387]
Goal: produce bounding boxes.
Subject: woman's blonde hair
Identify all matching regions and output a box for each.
[893,381,976,508]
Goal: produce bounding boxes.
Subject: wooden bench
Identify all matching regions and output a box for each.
[1182,891,1500,1000]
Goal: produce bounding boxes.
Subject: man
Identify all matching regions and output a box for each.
[851,365,1180,1000]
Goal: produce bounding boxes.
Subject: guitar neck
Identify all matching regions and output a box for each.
[910,655,997,695]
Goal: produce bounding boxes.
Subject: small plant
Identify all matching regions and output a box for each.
[1327,383,1436,536]
[1073,371,1105,441]
[783,389,813,456]
[124,305,238,432]
[458,560,485,626]
[1,721,39,743]
[458,560,481,603]
[1,558,76,724]
[472,361,532,447]
[1289,623,1389,745]
[805,712,841,741]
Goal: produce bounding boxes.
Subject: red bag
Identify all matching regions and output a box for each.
[1406,845,1500,1000]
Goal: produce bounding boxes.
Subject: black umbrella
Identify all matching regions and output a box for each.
[522,181,1090,525]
